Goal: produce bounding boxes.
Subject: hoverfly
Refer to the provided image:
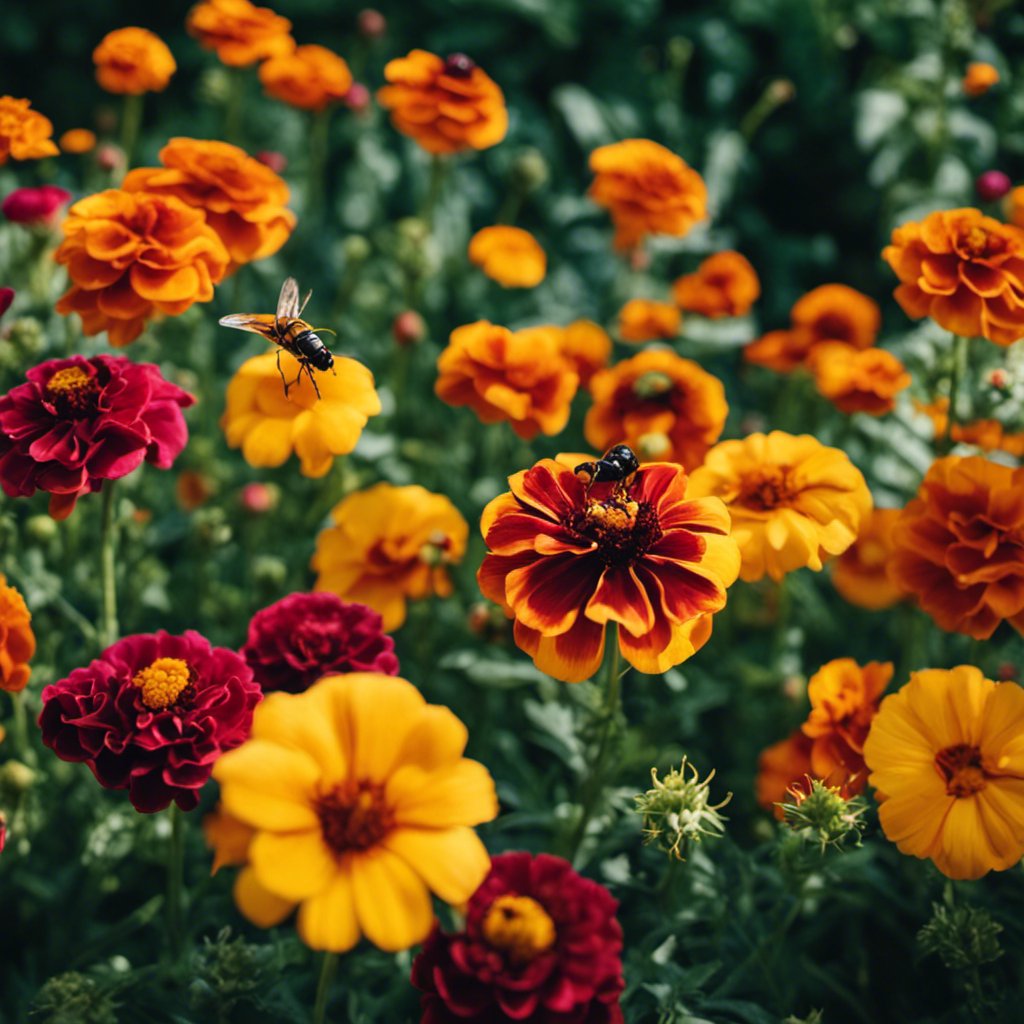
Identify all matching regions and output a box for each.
[219,277,336,399]
[575,444,640,498]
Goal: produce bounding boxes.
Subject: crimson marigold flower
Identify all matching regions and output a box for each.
[617,298,681,343]
[588,139,707,251]
[39,630,261,813]
[831,508,903,610]
[93,28,177,95]
[963,62,999,97]
[806,341,911,416]
[0,355,194,520]
[672,250,760,319]
[0,574,35,693]
[186,0,294,67]
[242,592,399,694]
[0,96,58,164]
[889,455,1024,639]
[882,208,1024,346]
[412,852,624,1024]
[2,186,72,228]
[259,44,353,111]
[0,289,12,320]
[478,456,740,683]
[864,666,1024,879]
[468,226,546,288]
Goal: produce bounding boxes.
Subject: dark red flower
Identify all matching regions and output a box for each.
[0,288,13,319]
[241,592,399,694]
[39,630,261,812]
[0,355,194,520]
[412,852,624,1024]
[2,185,72,226]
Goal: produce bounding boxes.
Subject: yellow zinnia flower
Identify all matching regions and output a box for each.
[864,666,1024,880]
[213,672,498,951]
[687,431,872,582]
[312,483,468,631]
[220,350,380,478]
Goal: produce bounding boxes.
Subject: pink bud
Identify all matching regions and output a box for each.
[256,150,288,174]
[629,246,651,272]
[392,310,426,346]
[988,367,1009,390]
[357,9,386,37]
[96,143,126,173]
[976,170,1012,202]
[998,662,1018,681]
[240,482,280,514]
[1,186,72,227]
[0,288,13,319]
[344,83,371,113]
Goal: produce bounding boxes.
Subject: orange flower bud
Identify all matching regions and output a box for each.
[963,62,999,97]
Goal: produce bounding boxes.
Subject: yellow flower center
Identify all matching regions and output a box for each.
[934,743,988,797]
[738,466,796,511]
[317,780,394,854]
[585,497,639,534]
[632,371,675,400]
[481,895,556,966]
[858,539,888,570]
[418,529,452,566]
[574,496,663,567]
[45,366,100,418]
[959,224,1006,260]
[132,658,194,709]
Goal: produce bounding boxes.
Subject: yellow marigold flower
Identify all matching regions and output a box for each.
[963,62,1000,97]
[687,431,872,582]
[0,96,58,164]
[864,666,1024,880]
[203,802,255,874]
[58,129,97,154]
[312,483,468,632]
[213,673,498,950]
[617,299,682,343]
[220,350,380,478]
[468,226,546,288]
[93,28,177,95]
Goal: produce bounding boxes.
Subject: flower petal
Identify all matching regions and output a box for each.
[382,826,491,904]
[350,846,434,951]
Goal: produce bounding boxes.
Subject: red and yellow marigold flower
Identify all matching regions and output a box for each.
[0,575,35,694]
[806,342,911,416]
[831,508,903,610]
[864,666,1024,879]
[377,50,507,154]
[186,0,294,67]
[687,431,872,583]
[584,349,727,470]
[889,455,1024,638]
[672,250,760,319]
[122,138,296,273]
[756,729,814,818]
[220,350,380,478]
[963,62,1000,97]
[559,320,612,387]
[212,672,498,950]
[882,208,1024,346]
[435,321,578,440]
[914,398,1024,457]
[93,28,177,95]
[259,44,353,111]
[589,139,707,251]
[0,96,58,165]
[617,298,681,343]
[312,483,468,632]
[478,456,740,683]
[468,226,546,288]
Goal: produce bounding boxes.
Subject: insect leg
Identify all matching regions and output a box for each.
[276,349,291,397]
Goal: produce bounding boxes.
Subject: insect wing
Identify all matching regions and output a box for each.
[277,277,300,319]
[218,313,279,341]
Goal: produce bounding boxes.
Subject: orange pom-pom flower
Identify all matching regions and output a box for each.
[0,96,58,165]
[806,342,911,415]
[617,299,681,343]
[186,0,294,67]
[468,226,546,288]
[830,508,903,610]
[259,44,353,111]
[963,62,1000,97]
[93,28,177,95]
[0,575,35,693]
[672,251,760,319]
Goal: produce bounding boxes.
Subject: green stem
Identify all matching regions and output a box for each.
[307,107,332,213]
[312,951,339,1024]
[941,334,968,454]
[10,689,35,766]
[167,802,185,961]
[420,155,448,229]
[495,185,524,226]
[224,68,245,146]
[119,93,144,171]
[99,480,119,650]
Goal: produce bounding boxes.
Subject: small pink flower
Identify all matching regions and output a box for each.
[344,83,371,113]
[976,170,1012,202]
[239,481,279,513]
[2,186,72,227]
[255,150,287,174]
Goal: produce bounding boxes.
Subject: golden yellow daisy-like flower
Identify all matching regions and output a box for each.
[213,672,498,950]
[312,483,468,632]
[864,666,1024,880]
[687,431,872,582]
[220,350,380,478]
[468,226,546,288]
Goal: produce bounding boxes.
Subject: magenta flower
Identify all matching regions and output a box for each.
[0,354,194,519]
[2,185,72,226]
[0,288,12,320]
[39,631,262,812]
[241,592,399,693]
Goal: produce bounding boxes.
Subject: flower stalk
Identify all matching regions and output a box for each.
[99,480,119,650]
[421,155,448,229]
[312,951,339,1024]
[119,93,143,170]
[224,68,246,145]
[307,107,331,213]
[166,802,185,960]
[941,334,969,454]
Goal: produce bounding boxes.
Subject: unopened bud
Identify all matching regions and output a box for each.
[4,317,44,357]
[356,9,386,38]
[251,554,287,587]
[635,760,730,860]
[443,54,476,78]
[240,482,280,514]
[976,170,1011,203]
[197,67,232,105]
[2,186,72,228]
[0,760,36,794]
[767,78,796,104]
[342,234,371,264]
[25,514,59,543]
[918,900,1003,970]
[987,367,1010,390]
[176,470,216,512]
[95,143,126,174]
[780,776,867,853]
[256,150,287,174]
[511,148,549,193]
[344,83,371,113]
[392,310,426,346]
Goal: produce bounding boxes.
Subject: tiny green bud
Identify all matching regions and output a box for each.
[196,68,232,105]
[918,900,1003,971]
[510,148,549,193]
[31,972,119,1024]
[342,234,372,263]
[635,759,730,860]
[636,431,672,460]
[25,514,59,543]
[0,759,36,794]
[779,777,867,853]
[4,317,45,357]
[251,554,288,588]
[632,371,674,399]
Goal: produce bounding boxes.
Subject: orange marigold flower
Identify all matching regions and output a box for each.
[672,250,760,319]
[559,320,612,387]
[584,349,727,470]
[889,455,1024,639]
[435,321,578,440]
[186,0,294,67]
[259,44,353,111]
[864,666,1024,879]
[220,350,380,478]
[617,298,682,343]
[882,208,1024,346]
[58,129,97,155]
[478,457,740,683]
[54,190,230,348]
[802,658,891,794]
[831,508,903,610]
[93,28,176,95]
[744,284,881,372]
[687,431,872,583]
[0,574,35,693]
[806,342,911,416]
[377,50,507,155]
[756,729,813,818]
[122,137,296,273]
[312,483,468,632]
[1006,185,1024,230]
[914,398,1024,457]
[0,96,58,165]
[589,139,707,251]
[467,226,546,288]
[203,802,255,874]
[213,673,497,950]
[963,62,1000,97]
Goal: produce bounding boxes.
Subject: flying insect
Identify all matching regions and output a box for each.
[219,277,336,399]
[574,444,640,498]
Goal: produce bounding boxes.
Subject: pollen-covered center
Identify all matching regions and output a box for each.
[958,224,1006,261]
[132,657,196,710]
[45,366,101,419]
[934,743,988,797]
[738,465,797,512]
[317,780,394,855]
[571,496,663,566]
[482,895,556,966]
